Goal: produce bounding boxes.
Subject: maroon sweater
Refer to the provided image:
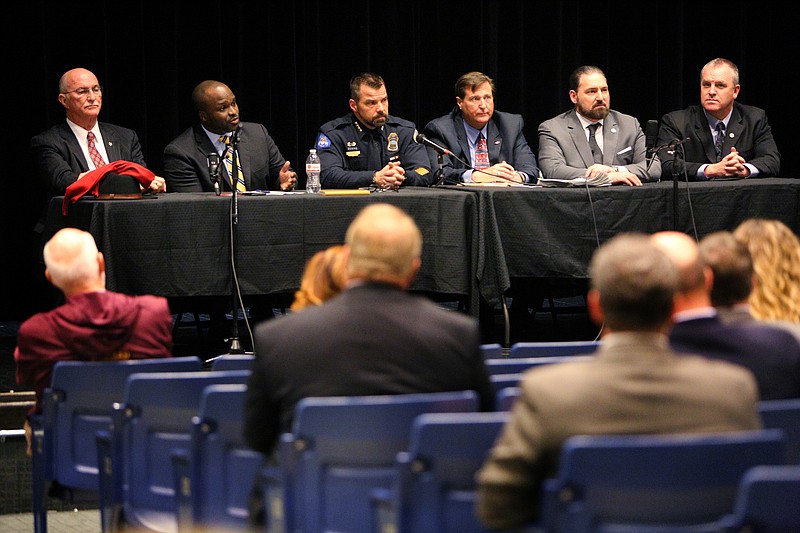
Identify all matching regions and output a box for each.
[15,290,173,413]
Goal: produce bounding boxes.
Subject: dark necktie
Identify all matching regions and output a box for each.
[714,122,726,162]
[368,130,383,171]
[587,123,603,164]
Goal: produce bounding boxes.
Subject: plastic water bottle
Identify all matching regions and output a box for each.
[306,149,321,194]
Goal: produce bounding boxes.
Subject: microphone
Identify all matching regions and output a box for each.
[414,131,454,156]
[207,153,221,196]
[231,126,242,145]
[645,120,659,163]
[652,137,691,153]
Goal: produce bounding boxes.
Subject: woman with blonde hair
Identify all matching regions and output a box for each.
[290,245,348,311]
[733,218,800,323]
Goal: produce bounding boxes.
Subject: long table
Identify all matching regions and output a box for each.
[44,178,800,318]
[44,189,480,311]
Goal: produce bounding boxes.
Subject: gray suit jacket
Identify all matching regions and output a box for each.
[538,109,661,182]
[476,331,759,530]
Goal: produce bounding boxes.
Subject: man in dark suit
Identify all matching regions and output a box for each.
[538,65,659,185]
[476,233,759,530]
[698,230,800,398]
[163,80,297,193]
[244,203,494,456]
[30,67,166,196]
[422,71,539,185]
[657,58,780,180]
[652,231,800,400]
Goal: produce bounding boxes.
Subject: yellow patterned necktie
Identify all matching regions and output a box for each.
[220,135,246,192]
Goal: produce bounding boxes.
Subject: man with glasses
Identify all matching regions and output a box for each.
[30,67,166,196]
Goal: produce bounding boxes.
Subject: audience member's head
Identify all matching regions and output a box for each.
[43,228,105,296]
[587,233,678,333]
[651,231,711,311]
[290,245,348,312]
[734,219,800,323]
[345,203,422,288]
[699,231,753,307]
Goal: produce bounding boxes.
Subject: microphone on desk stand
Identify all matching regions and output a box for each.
[644,120,659,180]
[207,153,221,196]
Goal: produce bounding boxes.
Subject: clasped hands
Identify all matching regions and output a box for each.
[704,148,751,179]
[471,161,525,184]
[373,161,406,189]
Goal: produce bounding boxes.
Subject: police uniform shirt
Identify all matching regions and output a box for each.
[315,113,433,188]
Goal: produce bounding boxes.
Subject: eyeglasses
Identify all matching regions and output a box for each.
[61,85,103,97]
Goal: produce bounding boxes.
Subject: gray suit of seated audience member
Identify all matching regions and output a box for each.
[476,233,759,530]
[244,203,494,458]
[653,231,800,400]
[537,65,661,185]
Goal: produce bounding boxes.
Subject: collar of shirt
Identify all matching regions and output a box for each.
[463,120,488,149]
[703,109,732,133]
[673,306,718,324]
[202,124,229,155]
[576,114,604,140]
[67,119,109,170]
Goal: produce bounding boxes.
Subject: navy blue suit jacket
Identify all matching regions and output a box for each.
[423,107,539,184]
[670,315,800,400]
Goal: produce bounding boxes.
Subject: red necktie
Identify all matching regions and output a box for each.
[474,133,490,170]
[87,131,106,169]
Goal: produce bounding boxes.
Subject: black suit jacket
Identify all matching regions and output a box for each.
[422,107,539,184]
[670,315,800,400]
[30,121,147,196]
[657,103,780,179]
[163,122,288,192]
[243,282,495,455]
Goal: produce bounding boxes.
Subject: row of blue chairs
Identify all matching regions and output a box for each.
[31,354,800,533]
[30,357,256,533]
[480,340,601,359]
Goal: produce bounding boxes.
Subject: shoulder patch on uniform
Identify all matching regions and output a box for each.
[315,133,331,150]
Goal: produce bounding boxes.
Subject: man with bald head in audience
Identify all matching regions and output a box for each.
[652,231,800,400]
[244,203,494,457]
[15,228,173,454]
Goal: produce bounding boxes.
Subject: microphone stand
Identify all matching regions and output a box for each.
[227,132,244,354]
[671,146,682,231]
[433,152,445,187]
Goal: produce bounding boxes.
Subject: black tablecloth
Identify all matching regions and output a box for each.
[449,178,800,305]
[45,189,479,311]
[45,179,800,311]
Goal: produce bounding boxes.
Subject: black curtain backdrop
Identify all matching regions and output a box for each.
[3,0,797,320]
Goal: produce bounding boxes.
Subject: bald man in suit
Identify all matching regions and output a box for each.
[30,67,165,197]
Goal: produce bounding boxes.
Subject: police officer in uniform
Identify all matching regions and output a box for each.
[315,73,433,189]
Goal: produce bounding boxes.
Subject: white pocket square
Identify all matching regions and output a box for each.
[616,146,632,155]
